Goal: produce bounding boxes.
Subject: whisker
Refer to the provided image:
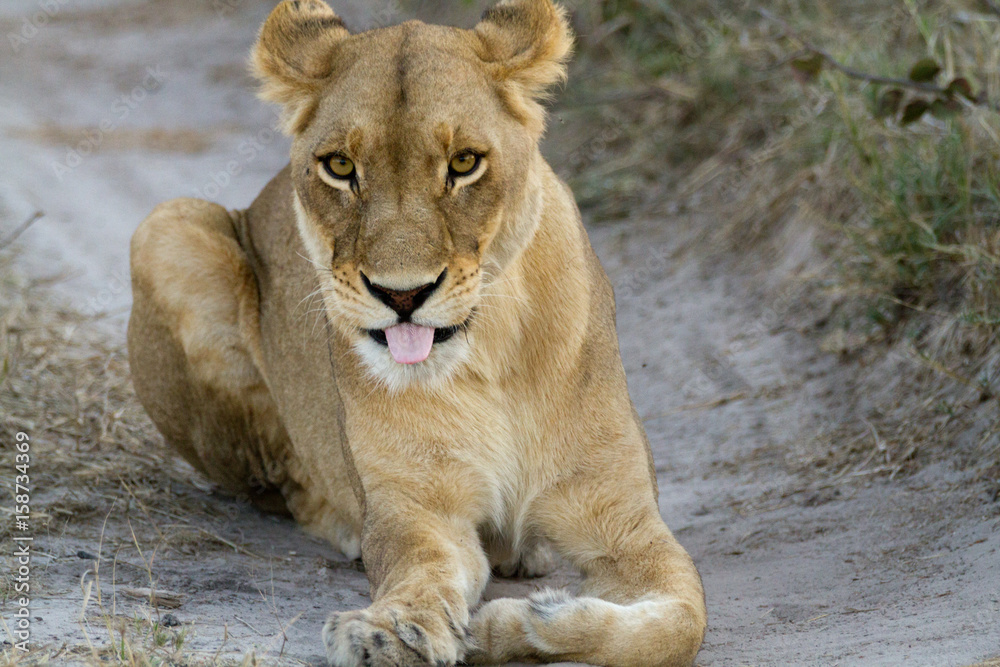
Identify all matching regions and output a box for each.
[295,286,328,319]
[296,250,333,273]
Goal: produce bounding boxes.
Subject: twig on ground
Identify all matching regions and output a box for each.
[121,587,186,609]
[0,211,43,251]
[643,391,749,422]
[906,345,991,398]
[177,525,267,560]
[234,616,264,634]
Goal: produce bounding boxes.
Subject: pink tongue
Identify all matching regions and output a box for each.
[384,323,435,364]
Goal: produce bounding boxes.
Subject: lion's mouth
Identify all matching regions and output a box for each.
[366,325,460,346]
[366,323,463,364]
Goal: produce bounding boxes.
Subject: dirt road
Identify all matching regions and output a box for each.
[2,1,998,664]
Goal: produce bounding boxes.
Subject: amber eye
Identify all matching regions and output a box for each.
[449,152,480,177]
[322,154,355,180]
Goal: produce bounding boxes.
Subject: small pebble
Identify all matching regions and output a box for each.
[76,550,97,560]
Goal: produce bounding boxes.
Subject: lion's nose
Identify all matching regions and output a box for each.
[361,269,446,320]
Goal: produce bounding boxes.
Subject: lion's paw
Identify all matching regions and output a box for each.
[323,605,466,667]
[466,597,533,664]
[467,591,579,664]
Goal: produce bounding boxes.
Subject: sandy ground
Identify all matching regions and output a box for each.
[2,1,999,665]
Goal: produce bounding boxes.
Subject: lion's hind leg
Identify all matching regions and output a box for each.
[128,198,291,508]
[129,198,362,558]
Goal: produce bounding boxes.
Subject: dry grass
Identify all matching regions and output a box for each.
[0,254,167,543]
[0,253,277,665]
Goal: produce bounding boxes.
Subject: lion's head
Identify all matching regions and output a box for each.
[251,0,572,390]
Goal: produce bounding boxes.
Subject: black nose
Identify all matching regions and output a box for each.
[362,269,446,320]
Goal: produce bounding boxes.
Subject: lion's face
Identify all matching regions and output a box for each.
[252,0,571,389]
[289,26,540,388]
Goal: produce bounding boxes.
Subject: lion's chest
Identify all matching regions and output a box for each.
[345,382,557,534]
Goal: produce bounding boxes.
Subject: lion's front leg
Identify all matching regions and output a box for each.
[468,459,706,667]
[323,492,490,667]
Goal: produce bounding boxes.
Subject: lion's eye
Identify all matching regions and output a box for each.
[449,152,480,177]
[322,154,355,180]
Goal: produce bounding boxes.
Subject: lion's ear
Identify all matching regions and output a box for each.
[472,0,573,132]
[251,0,350,134]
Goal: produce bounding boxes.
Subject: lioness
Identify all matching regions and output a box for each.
[128,0,706,664]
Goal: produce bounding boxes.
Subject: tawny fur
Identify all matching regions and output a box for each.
[128,1,706,665]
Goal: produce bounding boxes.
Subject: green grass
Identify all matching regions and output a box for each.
[557,0,1000,470]
[842,110,1000,325]
[569,0,1000,341]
